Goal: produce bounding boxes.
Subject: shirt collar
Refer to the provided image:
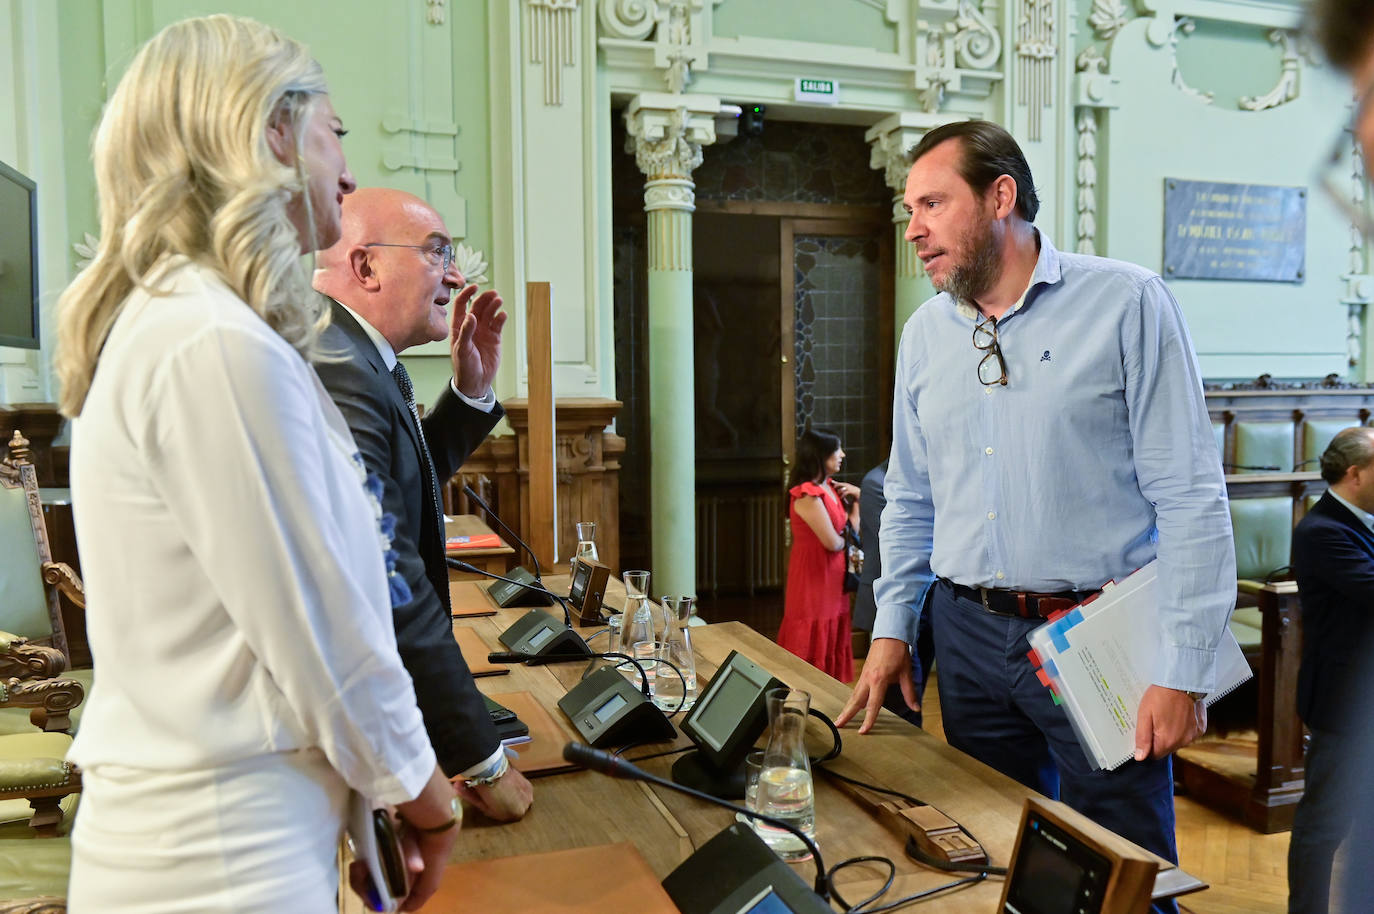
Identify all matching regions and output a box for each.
[1329,489,1374,533]
[336,300,397,371]
[953,229,1063,321]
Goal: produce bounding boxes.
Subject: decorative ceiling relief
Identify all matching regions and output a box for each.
[1238,29,1313,112]
[527,0,581,106]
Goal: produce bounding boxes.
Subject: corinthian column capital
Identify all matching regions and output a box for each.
[864,111,962,216]
[623,92,721,190]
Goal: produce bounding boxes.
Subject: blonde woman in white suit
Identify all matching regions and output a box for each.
[56,15,458,913]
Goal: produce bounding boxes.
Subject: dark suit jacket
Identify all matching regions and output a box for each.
[316,302,503,774]
[852,461,887,633]
[1293,491,1374,732]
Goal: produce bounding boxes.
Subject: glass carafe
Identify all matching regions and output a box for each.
[616,570,654,684]
[754,688,816,861]
[574,521,599,562]
[655,596,698,712]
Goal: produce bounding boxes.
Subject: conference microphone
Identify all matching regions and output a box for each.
[449,558,592,660]
[562,741,830,902]
[489,650,655,696]
[461,483,544,581]
[447,558,575,629]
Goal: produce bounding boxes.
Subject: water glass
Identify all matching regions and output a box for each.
[743,750,766,817]
[631,639,665,697]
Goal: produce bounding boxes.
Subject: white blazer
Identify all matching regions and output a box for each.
[69,259,434,805]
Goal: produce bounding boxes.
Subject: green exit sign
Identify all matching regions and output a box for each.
[794,77,839,105]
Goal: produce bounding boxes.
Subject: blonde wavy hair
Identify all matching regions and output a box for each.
[55,14,332,417]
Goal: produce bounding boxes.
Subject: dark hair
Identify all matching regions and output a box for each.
[1320,426,1374,484]
[908,120,1040,223]
[1311,0,1374,72]
[790,427,842,488]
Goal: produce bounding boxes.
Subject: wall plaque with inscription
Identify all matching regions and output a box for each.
[1162,179,1305,282]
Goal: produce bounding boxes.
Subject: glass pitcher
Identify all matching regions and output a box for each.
[574,521,599,562]
[616,570,654,684]
[754,688,816,861]
[654,596,698,712]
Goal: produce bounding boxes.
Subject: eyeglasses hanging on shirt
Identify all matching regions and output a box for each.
[973,314,1008,387]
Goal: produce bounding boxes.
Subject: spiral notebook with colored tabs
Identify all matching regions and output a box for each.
[1027,560,1252,770]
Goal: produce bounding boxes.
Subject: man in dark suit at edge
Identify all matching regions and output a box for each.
[1287,426,1374,912]
[314,187,533,820]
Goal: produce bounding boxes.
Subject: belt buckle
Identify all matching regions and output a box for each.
[978,587,992,613]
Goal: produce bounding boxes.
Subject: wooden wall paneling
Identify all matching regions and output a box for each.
[526,282,557,568]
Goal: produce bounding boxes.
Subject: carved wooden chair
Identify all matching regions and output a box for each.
[0,431,90,734]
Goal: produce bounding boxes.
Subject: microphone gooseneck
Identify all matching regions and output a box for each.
[446,557,574,630]
[462,484,542,581]
[562,741,830,901]
[489,650,659,698]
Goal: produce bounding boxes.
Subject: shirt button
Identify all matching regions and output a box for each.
[996,571,1006,580]
[984,387,994,396]
[987,511,996,520]
[985,447,994,455]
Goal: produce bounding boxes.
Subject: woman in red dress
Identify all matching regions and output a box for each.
[777,428,861,682]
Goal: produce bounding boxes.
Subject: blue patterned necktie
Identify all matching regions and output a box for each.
[391,362,444,542]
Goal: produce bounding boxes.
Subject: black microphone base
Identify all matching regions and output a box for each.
[662,823,832,914]
[482,566,554,608]
[671,750,748,801]
[498,609,591,659]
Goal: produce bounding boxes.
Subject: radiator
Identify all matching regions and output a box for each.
[696,492,786,595]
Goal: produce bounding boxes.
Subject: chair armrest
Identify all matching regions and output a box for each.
[0,899,67,914]
[0,678,83,734]
[40,563,83,610]
[0,639,66,682]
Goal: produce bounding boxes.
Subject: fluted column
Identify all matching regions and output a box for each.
[624,92,720,596]
[866,113,952,356]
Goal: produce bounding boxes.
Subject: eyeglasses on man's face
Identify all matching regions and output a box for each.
[973,314,1008,387]
[362,240,456,273]
[1318,81,1374,240]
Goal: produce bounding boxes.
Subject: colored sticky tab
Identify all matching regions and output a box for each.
[1050,691,1061,706]
[1047,608,1070,623]
[1047,609,1084,653]
[1035,668,1052,687]
[1043,659,1058,680]
[1027,648,1042,668]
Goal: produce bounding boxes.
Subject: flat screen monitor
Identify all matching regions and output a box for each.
[0,160,38,350]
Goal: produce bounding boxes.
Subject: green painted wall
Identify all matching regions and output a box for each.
[712,0,898,53]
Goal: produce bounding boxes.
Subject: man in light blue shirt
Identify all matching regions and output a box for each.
[835,121,1235,897]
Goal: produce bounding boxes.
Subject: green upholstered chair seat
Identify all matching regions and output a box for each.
[1229,607,1264,652]
[1229,496,1293,582]
[0,836,71,899]
[1233,421,1294,474]
[0,734,71,771]
[0,488,52,645]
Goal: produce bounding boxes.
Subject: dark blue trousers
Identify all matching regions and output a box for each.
[1289,726,1359,913]
[930,580,1179,914]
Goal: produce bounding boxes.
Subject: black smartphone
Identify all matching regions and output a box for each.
[373,809,410,902]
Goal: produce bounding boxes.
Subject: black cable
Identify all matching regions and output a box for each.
[825,856,894,912]
[831,869,987,913]
[623,745,695,764]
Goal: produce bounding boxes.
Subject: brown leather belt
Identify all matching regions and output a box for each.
[942,579,1097,619]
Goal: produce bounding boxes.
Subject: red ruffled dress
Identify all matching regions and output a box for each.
[776,479,853,682]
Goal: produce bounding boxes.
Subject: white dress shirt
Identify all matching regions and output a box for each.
[69,259,435,805]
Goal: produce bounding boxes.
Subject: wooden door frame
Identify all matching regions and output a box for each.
[779,215,894,483]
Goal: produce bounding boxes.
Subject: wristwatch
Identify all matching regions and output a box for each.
[408,794,462,834]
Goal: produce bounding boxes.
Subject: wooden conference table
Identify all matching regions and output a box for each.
[348,575,1197,912]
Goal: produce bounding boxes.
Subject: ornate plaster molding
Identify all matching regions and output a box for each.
[1015,0,1056,141]
[598,0,705,93]
[1168,18,1214,105]
[914,0,1004,114]
[426,0,446,25]
[1087,0,1132,40]
[643,177,696,212]
[1238,29,1311,112]
[527,0,581,106]
[864,111,956,197]
[1075,107,1099,255]
[623,92,720,181]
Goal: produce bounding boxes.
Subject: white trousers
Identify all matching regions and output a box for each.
[69,749,347,914]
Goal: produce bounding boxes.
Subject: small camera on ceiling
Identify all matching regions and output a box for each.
[741,104,766,137]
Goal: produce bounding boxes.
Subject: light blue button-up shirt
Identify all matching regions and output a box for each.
[872,232,1236,692]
